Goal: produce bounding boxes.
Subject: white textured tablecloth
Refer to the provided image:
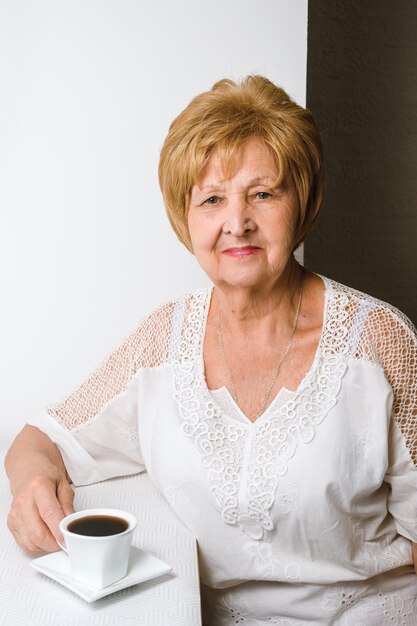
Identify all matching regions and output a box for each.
[0,461,201,626]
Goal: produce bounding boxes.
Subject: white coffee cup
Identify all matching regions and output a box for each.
[58,508,137,589]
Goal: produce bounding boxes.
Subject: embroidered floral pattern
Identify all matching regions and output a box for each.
[172,290,248,528]
[378,592,416,625]
[174,358,247,527]
[114,427,139,447]
[354,427,377,460]
[174,279,350,539]
[275,480,298,515]
[165,484,191,507]
[320,584,377,626]
[243,542,301,582]
[217,593,308,625]
[351,522,412,574]
[245,352,346,536]
[321,585,365,613]
[209,582,417,625]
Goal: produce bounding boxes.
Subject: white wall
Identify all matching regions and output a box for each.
[0,0,308,447]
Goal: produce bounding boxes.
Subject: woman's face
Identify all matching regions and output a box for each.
[188,138,300,290]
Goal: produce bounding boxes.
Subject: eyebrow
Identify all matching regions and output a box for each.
[197,177,275,192]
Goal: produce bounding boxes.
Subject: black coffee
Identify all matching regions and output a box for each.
[67,515,129,537]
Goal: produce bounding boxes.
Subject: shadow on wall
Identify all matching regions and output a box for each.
[306,0,417,324]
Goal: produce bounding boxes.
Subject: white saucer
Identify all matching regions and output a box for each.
[30,546,172,602]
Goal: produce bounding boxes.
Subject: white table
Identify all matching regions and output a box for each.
[0,462,201,626]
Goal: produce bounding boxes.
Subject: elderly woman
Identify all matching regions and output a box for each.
[5,76,417,625]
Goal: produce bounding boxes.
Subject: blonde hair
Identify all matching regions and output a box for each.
[158,76,323,252]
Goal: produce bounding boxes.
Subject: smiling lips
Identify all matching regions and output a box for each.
[222,246,261,257]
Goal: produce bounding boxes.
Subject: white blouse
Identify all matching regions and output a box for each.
[29,276,417,625]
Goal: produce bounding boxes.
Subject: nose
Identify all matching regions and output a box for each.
[222,195,255,236]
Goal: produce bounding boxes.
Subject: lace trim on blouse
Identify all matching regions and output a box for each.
[173,278,350,538]
[171,278,417,539]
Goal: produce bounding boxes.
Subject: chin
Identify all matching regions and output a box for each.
[218,272,268,290]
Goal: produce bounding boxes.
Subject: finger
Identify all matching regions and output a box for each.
[7,512,41,554]
[22,496,62,553]
[56,480,74,518]
[52,480,75,545]
[35,489,68,549]
[8,475,69,553]
[8,505,58,554]
[412,542,417,575]
[20,476,68,550]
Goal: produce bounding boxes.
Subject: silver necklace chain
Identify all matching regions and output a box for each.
[217,277,305,420]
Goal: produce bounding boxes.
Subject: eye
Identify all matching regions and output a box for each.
[254,191,272,200]
[203,195,220,205]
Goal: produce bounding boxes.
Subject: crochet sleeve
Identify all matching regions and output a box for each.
[374,305,417,541]
[28,300,175,486]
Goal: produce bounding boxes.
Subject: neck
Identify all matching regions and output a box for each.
[213,260,304,330]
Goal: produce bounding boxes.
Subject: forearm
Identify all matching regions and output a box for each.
[5,424,71,494]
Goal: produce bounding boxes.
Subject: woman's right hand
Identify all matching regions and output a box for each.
[5,425,75,553]
[7,466,74,553]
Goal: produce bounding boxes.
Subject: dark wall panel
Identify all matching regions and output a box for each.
[306,0,417,324]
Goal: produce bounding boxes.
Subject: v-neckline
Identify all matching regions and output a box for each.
[199,275,332,426]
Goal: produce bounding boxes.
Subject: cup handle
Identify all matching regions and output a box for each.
[56,538,68,554]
